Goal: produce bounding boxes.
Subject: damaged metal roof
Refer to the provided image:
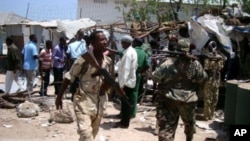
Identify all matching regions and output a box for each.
[0,11,30,26]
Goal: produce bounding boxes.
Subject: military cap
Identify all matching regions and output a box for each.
[177,38,190,52]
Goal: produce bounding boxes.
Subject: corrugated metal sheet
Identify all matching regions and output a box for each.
[0,11,29,25]
[22,20,58,28]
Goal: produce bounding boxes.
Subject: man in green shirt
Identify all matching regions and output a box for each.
[131,37,150,117]
[4,36,23,95]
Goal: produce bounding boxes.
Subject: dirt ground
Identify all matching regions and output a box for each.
[0,74,229,141]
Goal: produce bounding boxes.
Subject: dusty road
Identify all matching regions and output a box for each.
[0,74,229,141]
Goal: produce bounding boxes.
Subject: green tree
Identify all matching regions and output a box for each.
[115,0,174,23]
[115,0,249,24]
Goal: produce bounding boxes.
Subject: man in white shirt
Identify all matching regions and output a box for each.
[114,35,138,128]
[66,30,88,66]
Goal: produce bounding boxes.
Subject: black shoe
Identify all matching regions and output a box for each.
[112,122,128,129]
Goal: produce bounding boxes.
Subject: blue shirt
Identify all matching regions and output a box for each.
[66,40,87,59]
[22,41,38,70]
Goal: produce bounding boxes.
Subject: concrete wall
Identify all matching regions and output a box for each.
[77,0,125,24]
[76,0,205,23]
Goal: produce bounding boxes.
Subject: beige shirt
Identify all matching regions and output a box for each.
[65,56,111,115]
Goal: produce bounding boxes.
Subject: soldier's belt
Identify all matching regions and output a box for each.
[203,59,224,70]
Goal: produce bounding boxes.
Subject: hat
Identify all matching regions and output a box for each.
[134,37,144,44]
[121,35,133,43]
[177,38,190,52]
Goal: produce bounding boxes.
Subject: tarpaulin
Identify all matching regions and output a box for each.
[197,14,234,58]
[234,26,250,33]
[56,18,96,39]
[189,17,210,52]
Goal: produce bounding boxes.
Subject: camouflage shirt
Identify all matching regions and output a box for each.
[65,56,112,116]
[152,57,207,102]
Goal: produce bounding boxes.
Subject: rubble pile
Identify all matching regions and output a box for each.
[0,90,38,109]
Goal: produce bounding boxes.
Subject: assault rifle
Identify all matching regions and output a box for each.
[151,50,198,60]
[79,49,131,107]
[94,68,131,107]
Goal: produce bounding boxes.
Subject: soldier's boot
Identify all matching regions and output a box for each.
[186,135,193,141]
[0,98,16,109]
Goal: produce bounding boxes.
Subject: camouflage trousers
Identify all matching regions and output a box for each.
[156,97,196,141]
[74,90,107,141]
[203,77,220,120]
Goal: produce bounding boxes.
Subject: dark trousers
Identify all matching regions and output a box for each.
[40,69,50,96]
[120,86,134,127]
[137,74,144,103]
[70,78,79,101]
[53,67,64,95]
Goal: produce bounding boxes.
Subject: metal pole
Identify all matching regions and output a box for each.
[27,89,33,102]
[25,3,30,19]
[80,8,82,19]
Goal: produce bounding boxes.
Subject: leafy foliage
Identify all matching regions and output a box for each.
[115,0,175,23]
[115,0,250,24]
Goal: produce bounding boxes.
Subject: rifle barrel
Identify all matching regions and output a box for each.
[151,50,198,60]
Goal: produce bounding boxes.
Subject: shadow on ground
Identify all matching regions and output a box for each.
[100,122,114,130]
[134,127,155,135]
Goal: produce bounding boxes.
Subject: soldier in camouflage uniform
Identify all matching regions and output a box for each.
[151,39,207,141]
[201,41,224,120]
[56,31,111,141]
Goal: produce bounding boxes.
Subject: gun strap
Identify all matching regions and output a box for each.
[78,61,89,79]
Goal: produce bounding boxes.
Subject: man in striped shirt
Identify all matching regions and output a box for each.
[39,40,52,96]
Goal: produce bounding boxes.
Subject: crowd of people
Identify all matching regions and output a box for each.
[1,26,228,141]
